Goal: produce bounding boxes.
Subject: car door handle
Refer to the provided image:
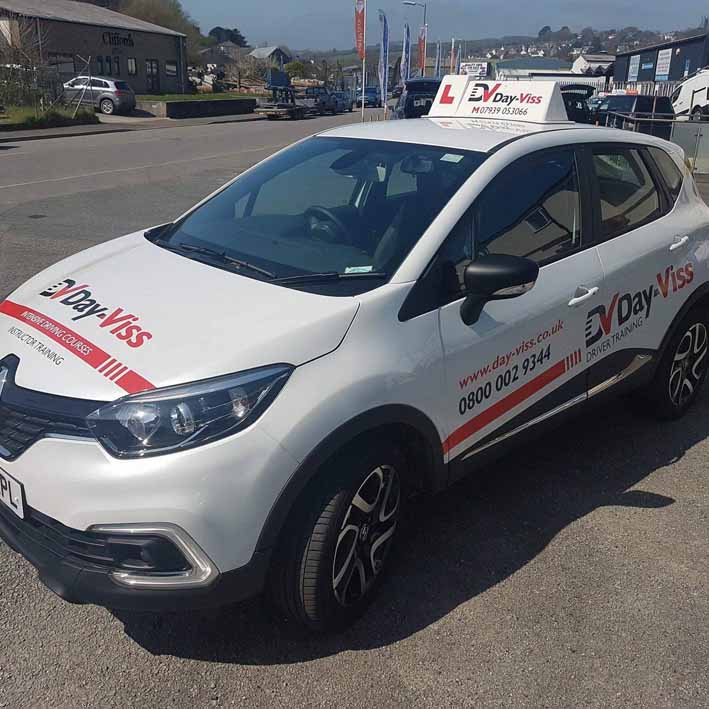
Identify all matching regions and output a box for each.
[669,235,690,252]
[568,286,600,308]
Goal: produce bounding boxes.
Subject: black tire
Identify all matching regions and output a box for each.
[268,438,404,633]
[99,98,115,115]
[642,308,709,419]
[691,107,704,122]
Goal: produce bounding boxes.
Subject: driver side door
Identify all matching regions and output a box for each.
[436,147,605,477]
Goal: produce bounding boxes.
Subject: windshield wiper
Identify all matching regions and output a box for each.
[159,242,276,279]
[273,271,387,285]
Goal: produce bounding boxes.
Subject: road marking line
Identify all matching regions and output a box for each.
[0,143,287,190]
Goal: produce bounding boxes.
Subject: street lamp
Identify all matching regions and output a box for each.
[403,1,427,76]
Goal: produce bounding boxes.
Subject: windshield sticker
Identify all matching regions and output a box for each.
[345,266,374,274]
[441,153,464,163]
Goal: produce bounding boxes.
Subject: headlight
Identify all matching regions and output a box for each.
[87,364,292,459]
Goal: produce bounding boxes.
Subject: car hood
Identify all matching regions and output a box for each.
[0,233,359,401]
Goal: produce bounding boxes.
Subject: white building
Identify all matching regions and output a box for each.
[571,53,615,75]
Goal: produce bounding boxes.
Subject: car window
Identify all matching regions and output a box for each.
[70,77,87,87]
[648,146,684,204]
[163,137,486,290]
[386,161,418,197]
[91,79,109,88]
[592,148,662,240]
[608,96,635,112]
[114,81,132,91]
[474,149,582,265]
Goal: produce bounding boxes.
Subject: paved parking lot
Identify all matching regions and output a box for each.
[0,117,708,708]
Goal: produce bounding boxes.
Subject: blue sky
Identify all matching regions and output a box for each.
[181,1,704,51]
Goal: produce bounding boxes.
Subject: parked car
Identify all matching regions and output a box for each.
[62,76,136,115]
[299,86,337,115]
[331,91,354,113]
[670,68,709,120]
[256,86,307,120]
[391,77,441,119]
[593,94,675,140]
[559,84,595,124]
[356,86,381,108]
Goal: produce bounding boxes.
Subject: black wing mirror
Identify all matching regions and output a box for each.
[460,255,539,326]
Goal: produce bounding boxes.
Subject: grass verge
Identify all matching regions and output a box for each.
[0,106,100,131]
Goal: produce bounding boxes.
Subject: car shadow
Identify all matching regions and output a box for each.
[113,393,708,664]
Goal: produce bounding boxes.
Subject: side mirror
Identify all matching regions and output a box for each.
[460,255,539,326]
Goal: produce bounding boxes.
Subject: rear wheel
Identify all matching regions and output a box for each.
[268,439,403,632]
[691,107,704,121]
[643,309,709,419]
[99,98,115,115]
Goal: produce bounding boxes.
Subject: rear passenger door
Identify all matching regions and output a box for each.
[585,144,695,391]
[437,147,604,471]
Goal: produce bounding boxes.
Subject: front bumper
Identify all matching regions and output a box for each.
[0,501,270,611]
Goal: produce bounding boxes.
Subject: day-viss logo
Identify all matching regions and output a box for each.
[39,278,153,348]
[585,263,693,348]
[468,82,543,106]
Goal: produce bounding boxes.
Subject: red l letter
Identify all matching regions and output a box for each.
[440,85,455,104]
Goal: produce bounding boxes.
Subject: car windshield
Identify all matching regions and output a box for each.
[157,137,485,293]
[114,81,132,91]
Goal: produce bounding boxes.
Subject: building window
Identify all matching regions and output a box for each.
[113,57,120,76]
[165,61,177,77]
[47,53,76,75]
[127,57,137,76]
[104,56,112,76]
[97,56,104,75]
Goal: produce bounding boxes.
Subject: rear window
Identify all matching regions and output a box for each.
[607,96,635,112]
[114,81,132,91]
[648,147,684,204]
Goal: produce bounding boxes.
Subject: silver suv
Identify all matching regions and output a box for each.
[63,76,136,115]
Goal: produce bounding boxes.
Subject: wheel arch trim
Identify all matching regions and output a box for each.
[255,404,446,552]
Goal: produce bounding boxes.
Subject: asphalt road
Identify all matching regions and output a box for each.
[0,116,708,709]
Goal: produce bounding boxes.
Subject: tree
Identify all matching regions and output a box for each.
[538,25,552,40]
[208,26,249,47]
[119,0,206,62]
[284,60,308,79]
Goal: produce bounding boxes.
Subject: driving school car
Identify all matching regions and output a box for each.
[2,77,709,633]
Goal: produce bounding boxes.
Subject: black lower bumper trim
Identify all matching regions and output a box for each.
[0,506,270,612]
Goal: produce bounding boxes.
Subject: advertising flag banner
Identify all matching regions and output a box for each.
[355,0,366,60]
[455,47,462,74]
[401,22,411,83]
[418,25,427,72]
[434,40,442,78]
[449,38,456,74]
[655,48,672,81]
[378,10,389,106]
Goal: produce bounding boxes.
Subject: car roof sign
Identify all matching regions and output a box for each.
[428,75,570,124]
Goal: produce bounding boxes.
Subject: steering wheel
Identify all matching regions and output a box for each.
[304,206,351,245]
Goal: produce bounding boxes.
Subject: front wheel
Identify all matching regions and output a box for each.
[691,107,704,121]
[99,98,115,115]
[643,309,709,419]
[268,440,403,632]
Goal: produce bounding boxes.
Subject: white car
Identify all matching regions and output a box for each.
[1,79,708,633]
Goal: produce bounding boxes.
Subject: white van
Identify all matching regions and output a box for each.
[671,68,709,119]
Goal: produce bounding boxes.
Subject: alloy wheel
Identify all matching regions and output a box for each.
[332,464,401,607]
[669,322,708,407]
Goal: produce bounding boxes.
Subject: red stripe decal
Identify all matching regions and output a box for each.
[0,300,154,394]
[443,358,568,455]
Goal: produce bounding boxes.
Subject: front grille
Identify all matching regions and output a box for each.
[0,355,99,460]
[0,401,91,460]
[0,502,116,568]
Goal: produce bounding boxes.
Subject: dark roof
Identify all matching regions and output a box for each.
[615,33,707,57]
[249,46,291,60]
[0,0,184,36]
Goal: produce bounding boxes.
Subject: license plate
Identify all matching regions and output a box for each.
[0,468,25,519]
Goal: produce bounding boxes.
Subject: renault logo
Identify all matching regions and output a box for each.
[0,367,7,399]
